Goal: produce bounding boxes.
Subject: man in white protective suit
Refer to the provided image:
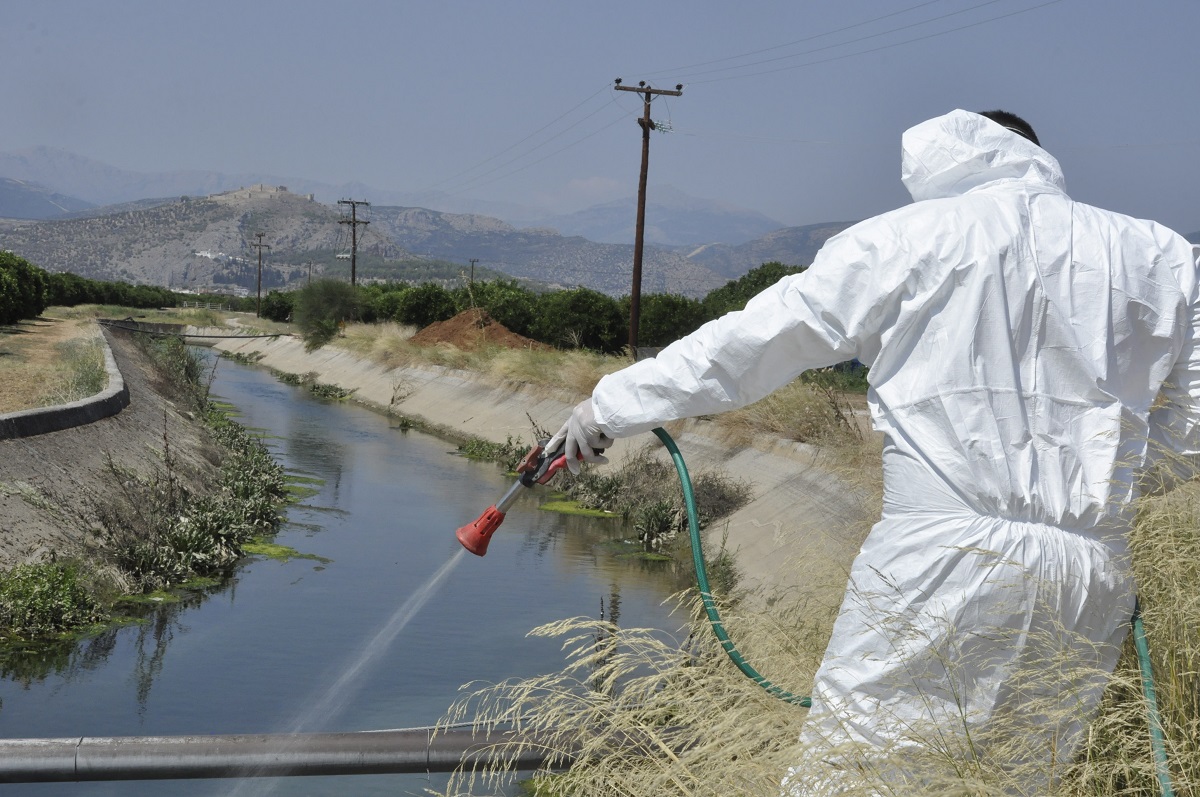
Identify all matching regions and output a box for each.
[546,108,1200,792]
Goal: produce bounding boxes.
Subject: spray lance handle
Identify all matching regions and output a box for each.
[455,439,603,557]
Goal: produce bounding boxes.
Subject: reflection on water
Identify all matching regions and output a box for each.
[0,355,683,796]
[0,577,229,699]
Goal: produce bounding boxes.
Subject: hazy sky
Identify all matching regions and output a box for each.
[4,1,1198,233]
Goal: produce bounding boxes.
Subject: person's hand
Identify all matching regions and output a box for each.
[545,399,613,475]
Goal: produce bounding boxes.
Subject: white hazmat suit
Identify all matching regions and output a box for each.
[578,110,1200,789]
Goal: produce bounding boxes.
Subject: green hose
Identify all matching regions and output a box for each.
[1133,599,1175,797]
[652,426,811,707]
[653,427,1174,796]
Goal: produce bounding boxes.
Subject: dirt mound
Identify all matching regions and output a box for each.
[409,308,547,351]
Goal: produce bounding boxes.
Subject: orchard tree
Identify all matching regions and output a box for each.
[532,288,623,352]
[0,252,49,323]
[700,261,804,320]
[624,293,707,348]
[393,283,457,328]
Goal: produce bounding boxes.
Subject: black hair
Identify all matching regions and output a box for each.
[977,109,1040,147]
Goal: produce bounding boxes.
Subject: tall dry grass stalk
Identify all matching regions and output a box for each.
[438,593,819,797]
[438,561,1191,797]
[1064,479,1200,796]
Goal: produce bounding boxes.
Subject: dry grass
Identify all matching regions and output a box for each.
[0,317,106,413]
[333,319,625,397]
[715,381,836,444]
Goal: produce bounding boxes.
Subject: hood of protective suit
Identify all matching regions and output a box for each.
[901,109,1066,202]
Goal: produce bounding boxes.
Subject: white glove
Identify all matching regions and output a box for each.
[546,399,613,475]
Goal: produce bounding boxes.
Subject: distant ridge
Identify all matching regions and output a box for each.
[1,148,788,250]
[684,221,857,278]
[522,185,785,247]
[0,186,729,298]
[0,177,94,220]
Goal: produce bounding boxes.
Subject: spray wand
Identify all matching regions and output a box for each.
[455,439,575,556]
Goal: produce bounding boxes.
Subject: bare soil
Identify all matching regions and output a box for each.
[409,308,548,351]
[0,328,221,569]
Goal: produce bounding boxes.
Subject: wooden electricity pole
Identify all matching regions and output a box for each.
[614,78,682,358]
[251,232,271,317]
[338,199,370,286]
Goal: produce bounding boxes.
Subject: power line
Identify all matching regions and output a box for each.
[385,2,1066,207]
[441,109,628,198]
[638,0,947,78]
[437,95,628,196]
[683,0,1066,85]
[413,86,610,195]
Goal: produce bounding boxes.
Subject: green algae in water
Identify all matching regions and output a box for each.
[283,473,325,501]
[285,484,321,501]
[242,541,331,564]
[538,499,619,519]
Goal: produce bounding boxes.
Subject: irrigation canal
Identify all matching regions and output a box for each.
[0,353,685,796]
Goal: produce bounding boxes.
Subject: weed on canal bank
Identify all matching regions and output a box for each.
[0,334,290,646]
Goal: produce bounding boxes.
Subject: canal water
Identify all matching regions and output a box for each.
[0,355,685,795]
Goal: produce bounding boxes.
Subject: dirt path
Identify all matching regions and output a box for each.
[0,329,220,569]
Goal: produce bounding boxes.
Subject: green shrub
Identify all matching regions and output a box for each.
[623,293,708,348]
[293,278,360,351]
[0,562,102,640]
[456,279,538,338]
[0,251,49,324]
[260,290,294,322]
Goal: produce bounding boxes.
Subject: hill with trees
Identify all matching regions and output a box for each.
[0,186,730,298]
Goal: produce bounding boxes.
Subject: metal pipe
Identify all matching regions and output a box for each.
[0,728,577,783]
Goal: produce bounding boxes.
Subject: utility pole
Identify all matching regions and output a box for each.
[251,232,271,317]
[614,78,682,358]
[469,258,478,291]
[338,199,370,286]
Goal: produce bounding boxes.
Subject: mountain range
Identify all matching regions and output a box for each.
[3,147,1197,291]
[0,146,786,248]
[0,146,869,296]
[0,185,748,297]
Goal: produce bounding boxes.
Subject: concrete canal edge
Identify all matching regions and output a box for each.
[208,333,875,599]
[0,329,130,441]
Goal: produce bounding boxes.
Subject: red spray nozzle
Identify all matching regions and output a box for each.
[456,440,587,557]
[456,505,506,557]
